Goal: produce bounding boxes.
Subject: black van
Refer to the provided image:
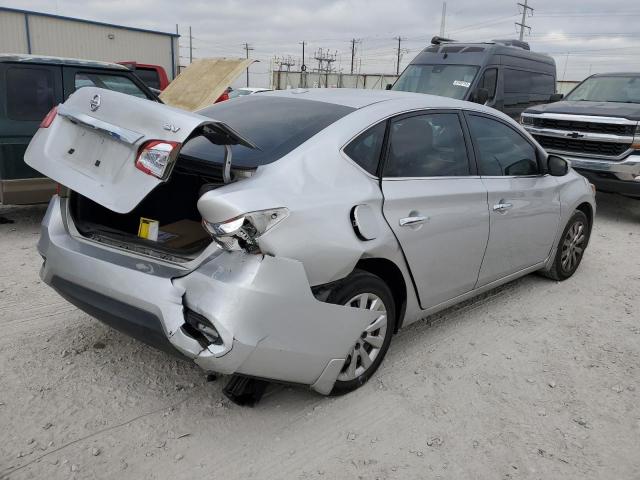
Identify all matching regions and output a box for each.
[0,54,157,205]
[391,38,558,119]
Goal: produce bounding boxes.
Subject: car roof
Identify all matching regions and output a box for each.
[0,53,129,71]
[264,87,475,109]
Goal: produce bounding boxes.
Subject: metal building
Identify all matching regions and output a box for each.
[0,6,179,79]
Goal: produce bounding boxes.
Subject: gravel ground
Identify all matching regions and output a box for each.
[0,192,638,480]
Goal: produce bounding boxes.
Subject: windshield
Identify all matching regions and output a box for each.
[180,96,354,168]
[566,76,640,103]
[392,64,479,100]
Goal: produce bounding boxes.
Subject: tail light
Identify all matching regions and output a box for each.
[202,208,289,253]
[135,140,180,179]
[40,106,58,128]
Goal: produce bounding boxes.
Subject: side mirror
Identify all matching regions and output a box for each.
[385,83,393,90]
[549,93,564,102]
[547,155,569,176]
[472,87,489,105]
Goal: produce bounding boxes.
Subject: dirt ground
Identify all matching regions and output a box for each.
[0,192,638,480]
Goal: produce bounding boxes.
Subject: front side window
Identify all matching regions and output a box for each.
[467,115,539,176]
[6,67,55,121]
[75,73,148,99]
[343,121,386,175]
[392,64,479,100]
[384,113,470,177]
[565,75,640,103]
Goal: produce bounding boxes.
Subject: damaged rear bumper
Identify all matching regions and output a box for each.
[38,197,377,394]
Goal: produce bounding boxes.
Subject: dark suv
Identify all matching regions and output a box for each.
[392,37,558,119]
[522,73,640,198]
[0,54,158,205]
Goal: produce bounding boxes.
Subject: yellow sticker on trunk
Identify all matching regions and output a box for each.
[138,217,159,241]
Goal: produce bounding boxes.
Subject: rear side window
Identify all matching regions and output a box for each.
[6,67,55,121]
[180,96,355,168]
[467,114,539,176]
[505,68,554,94]
[134,68,161,90]
[344,122,386,175]
[75,73,148,99]
[384,113,470,177]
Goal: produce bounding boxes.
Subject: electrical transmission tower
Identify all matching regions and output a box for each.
[516,0,534,41]
[313,48,337,87]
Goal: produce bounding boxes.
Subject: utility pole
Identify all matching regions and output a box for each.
[350,38,360,74]
[188,26,193,64]
[300,41,307,87]
[243,42,254,87]
[439,2,447,37]
[313,48,337,87]
[516,0,534,41]
[395,36,403,75]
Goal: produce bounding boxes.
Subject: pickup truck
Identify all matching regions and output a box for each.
[521,72,640,198]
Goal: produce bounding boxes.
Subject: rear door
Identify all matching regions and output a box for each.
[464,112,560,285]
[381,110,489,309]
[24,86,254,213]
[0,62,63,202]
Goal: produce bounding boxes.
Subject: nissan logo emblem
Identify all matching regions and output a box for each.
[90,94,101,112]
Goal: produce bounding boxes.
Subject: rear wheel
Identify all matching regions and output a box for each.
[327,270,396,395]
[543,210,590,281]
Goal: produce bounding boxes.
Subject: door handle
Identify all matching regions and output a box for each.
[493,201,513,212]
[399,216,427,227]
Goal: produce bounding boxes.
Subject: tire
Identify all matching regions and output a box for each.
[326,269,396,395]
[542,210,590,281]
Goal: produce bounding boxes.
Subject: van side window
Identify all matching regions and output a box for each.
[344,121,386,175]
[479,68,497,100]
[6,67,55,121]
[468,114,539,176]
[505,68,554,95]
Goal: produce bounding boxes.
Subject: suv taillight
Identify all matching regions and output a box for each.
[135,140,180,179]
[40,106,58,128]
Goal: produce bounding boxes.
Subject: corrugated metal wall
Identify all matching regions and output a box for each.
[0,10,29,52]
[0,10,177,79]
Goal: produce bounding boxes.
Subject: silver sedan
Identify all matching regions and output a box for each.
[26,86,595,399]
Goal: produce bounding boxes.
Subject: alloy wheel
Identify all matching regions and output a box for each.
[338,293,388,381]
[561,220,586,273]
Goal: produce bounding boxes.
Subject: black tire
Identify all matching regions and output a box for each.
[326,269,396,395]
[542,210,590,281]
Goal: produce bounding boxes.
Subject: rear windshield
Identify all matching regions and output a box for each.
[180,96,355,168]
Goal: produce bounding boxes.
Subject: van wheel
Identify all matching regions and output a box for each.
[326,270,396,395]
[542,210,590,281]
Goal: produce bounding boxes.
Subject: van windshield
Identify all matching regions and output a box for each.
[565,76,640,104]
[392,64,479,100]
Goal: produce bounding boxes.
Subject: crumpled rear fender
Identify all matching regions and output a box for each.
[174,251,378,393]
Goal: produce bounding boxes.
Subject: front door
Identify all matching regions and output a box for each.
[381,111,489,309]
[465,112,561,285]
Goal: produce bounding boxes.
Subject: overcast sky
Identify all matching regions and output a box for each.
[3,0,640,87]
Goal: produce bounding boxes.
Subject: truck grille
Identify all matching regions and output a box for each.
[528,117,635,136]
[534,135,630,158]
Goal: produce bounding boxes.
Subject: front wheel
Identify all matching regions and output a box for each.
[543,210,590,281]
[326,270,396,395]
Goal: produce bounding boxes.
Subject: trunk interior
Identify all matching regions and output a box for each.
[70,157,234,261]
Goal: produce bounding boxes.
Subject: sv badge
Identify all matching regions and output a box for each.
[163,123,181,133]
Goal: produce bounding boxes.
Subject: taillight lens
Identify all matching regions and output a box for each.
[135,140,180,179]
[40,106,58,128]
[202,208,289,253]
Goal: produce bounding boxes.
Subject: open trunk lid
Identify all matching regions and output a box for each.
[25,87,254,214]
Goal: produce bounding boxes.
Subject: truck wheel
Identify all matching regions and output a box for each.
[542,210,590,281]
[327,270,396,395]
